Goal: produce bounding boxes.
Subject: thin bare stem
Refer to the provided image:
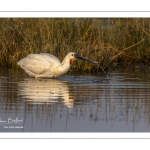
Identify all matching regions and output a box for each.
[104,38,145,69]
[142,29,150,37]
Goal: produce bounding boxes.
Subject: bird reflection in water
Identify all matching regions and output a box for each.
[18,78,74,108]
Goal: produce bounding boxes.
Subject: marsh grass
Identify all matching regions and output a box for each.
[0,18,150,73]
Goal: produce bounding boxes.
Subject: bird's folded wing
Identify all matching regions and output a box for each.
[18,54,52,75]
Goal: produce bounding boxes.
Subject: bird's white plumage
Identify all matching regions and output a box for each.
[18,52,76,78]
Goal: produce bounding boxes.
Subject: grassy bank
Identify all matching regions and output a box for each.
[0,18,150,73]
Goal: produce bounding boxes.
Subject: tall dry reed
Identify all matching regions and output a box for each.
[0,18,150,72]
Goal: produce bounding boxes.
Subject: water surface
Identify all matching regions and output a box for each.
[0,69,150,132]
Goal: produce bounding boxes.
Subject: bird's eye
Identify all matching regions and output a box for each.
[72,54,74,56]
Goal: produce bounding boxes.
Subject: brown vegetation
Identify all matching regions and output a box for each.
[0,18,150,73]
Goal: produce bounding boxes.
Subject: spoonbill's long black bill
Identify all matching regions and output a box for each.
[74,54,99,64]
[74,54,109,78]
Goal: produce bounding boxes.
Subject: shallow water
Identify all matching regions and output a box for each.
[0,69,150,132]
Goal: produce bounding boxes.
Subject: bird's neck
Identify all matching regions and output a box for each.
[61,57,71,66]
[55,60,71,77]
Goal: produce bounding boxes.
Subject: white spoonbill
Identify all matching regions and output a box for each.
[17,52,99,78]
